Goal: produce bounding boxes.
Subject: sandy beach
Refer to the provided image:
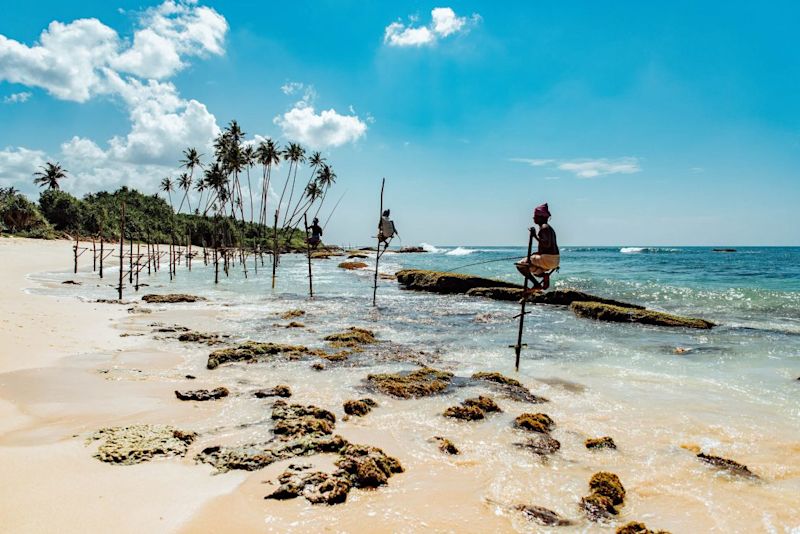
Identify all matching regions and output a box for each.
[1,237,799,534]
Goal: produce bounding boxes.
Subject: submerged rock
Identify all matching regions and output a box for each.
[396,269,520,294]
[175,387,229,401]
[177,331,225,345]
[280,321,305,328]
[443,404,485,421]
[196,434,348,472]
[580,472,626,520]
[472,371,548,403]
[343,398,378,416]
[280,309,305,320]
[570,301,715,329]
[463,395,501,413]
[141,293,206,304]
[338,261,368,270]
[254,385,292,398]
[207,341,321,369]
[514,413,555,433]
[516,434,561,456]
[324,327,377,347]
[91,424,197,465]
[697,452,758,478]
[396,246,426,253]
[585,436,617,450]
[514,504,573,526]
[615,521,672,534]
[366,367,454,398]
[433,436,460,455]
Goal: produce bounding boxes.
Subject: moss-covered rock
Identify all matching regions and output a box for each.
[586,436,617,450]
[472,371,548,403]
[433,436,459,455]
[142,294,206,304]
[571,301,715,329]
[697,452,758,478]
[177,331,225,345]
[280,309,305,320]
[324,327,377,348]
[463,395,501,413]
[515,434,561,456]
[196,434,348,472]
[514,505,573,526]
[343,398,378,416]
[366,367,454,398]
[615,521,671,534]
[91,425,197,465]
[514,413,555,433]
[334,443,404,488]
[580,492,617,521]
[254,385,292,398]
[443,404,485,421]
[207,341,320,369]
[175,387,229,401]
[589,471,626,505]
[472,371,523,388]
[338,261,368,270]
[396,269,520,294]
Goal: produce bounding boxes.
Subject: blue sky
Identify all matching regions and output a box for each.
[1,1,798,245]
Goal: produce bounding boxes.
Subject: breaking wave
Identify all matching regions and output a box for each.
[419,243,441,253]
[445,247,475,256]
[620,247,682,254]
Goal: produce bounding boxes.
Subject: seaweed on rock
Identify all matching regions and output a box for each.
[343,398,378,416]
[514,413,555,433]
[433,436,460,455]
[585,436,617,450]
[142,294,206,304]
[324,327,377,348]
[91,425,197,465]
[514,505,573,526]
[207,341,323,369]
[366,367,454,398]
[472,371,548,403]
[570,301,714,329]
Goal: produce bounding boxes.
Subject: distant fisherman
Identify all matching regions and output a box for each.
[309,217,323,249]
[378,209,398,245]
[515,203,559,291]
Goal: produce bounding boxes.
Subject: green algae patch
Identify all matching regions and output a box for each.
[514,413,554,433]
[141,293,206,304]
[571,301,715,329]
[207,341,319,369]
[586,436,617,450]
[324,327,377,348]
[91,424,197,465]
[343,398,378,416]
[366,367,454,398]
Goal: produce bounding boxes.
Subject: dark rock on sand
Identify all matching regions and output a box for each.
[514,504,573,526]
[433,436,460,455]
[516,434,561,456]
[141,293,206,304]
[571,301,715,329]
[366,367,454,398]
[177,331,225,344]
[697,452,758,479]
[514,413,555,433]
[266,467,352,504]
[207,341,323,369]
[334,443,404,488]
[185,374,196,379]
[347,253,368,259]
[175,387,229,401]
[615,521,672,534]
[585,436,617,450]
[272,400,336,438]
[62,280,81,285]
[91,425,197,465]
[472,371,548,403]
[324,327,377,347]
[254,385,292,398]
[580,472,626,520]
[343,398,378,416]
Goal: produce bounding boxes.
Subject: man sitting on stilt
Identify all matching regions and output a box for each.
[377,209,398,255]
[515,203,559,294]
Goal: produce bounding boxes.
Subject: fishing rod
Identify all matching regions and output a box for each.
[441,255,521,273]
[322,190,347,231]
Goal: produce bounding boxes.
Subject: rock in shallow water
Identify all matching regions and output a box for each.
[207,342,324,369]
[585,436,617,450]
[570,301,714,329]
[366,367,454,398]
[472,371,548,403]
[91,424,197,465]
[433,436,460,455]
[324,327,377,347]
[254,385,292,398]
[141,293,206,304]
[343,398,377,416]
[514,413,554,433]
[515,434,561,456]
[615,521,672,534]
[581,471,626,521]
[514,504,573,526]
[697,452,758,479]
[175,387,229,401]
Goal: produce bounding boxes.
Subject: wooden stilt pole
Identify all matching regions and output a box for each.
[372,178,386,307]
[271,210,279,289]
[512,228,536,372]
[188,233,192,271]
[135,242,140,291]
[214,247,219,284]
[73,234,79,274]
[128,237,133,284]
[92,237,96,272]
[99,228,104,279]
[304,213,313,297]
[118,202,125,300]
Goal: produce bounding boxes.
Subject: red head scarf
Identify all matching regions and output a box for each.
[534,203,551,219]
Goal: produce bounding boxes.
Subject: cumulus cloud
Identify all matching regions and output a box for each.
[0,147,47,190]
[0,1,227,195]
[2,91,32,104]
[512,157,642,178]
[384,7,479,47]
[274,103,367,149]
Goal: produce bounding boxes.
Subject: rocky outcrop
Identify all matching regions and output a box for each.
[175,387,229,401]
[343,398,378,416]
[514,505,573,526]
[514,413,554,433]
[396,246,426,253]
[515,434,561,456]
[467,287,645,309]
[266,464,351,504]
[207,342,324,369]
[324,327,377,347]
[433,436,460,455]
[338,261,368,270]
[472,371,548,403]
[141,294,206,304]
[366,367,454,398]
[585,436,617,450]
[581,471,625,521]
[254,385,292,398]
[396,269,520,294]
[697,452,758,479]
[444,395,501,421]
[279,309,305,320]
[196,434,347,472]
[177,331,225,345]
[571,301,715,329]
[91,425,197,465]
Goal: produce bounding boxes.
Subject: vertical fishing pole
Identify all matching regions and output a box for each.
[512,227,535,371]
[118,202,125,300]
[271,210,279,289]
[304,213,313,297]
[372,178,386,307]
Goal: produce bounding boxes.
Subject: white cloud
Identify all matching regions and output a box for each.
[0,147,47,190]
[274,103,367,149]
[512,157,642,178]
[2,91,32,104]
[384,7,479,47]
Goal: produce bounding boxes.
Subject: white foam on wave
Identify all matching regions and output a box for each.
[419,243,441,253]
[620,247,682,254]
[446,247,475,256]
[620,247,645,254]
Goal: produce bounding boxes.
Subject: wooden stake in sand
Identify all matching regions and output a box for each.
[304,213,313,297]
[271,210,279,289]
[512,227,536,372]
[99,228,104,279]
[73,234,79,274]
[372,177,386,307]
[118,202,125,300]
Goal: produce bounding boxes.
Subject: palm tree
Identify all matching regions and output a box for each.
[287,151,324,225]
[160,177,174,210]
[33,162,68,190]
[256,139,281,227]
[194,179,206,215]
[180,147,202,212]
[177,173,192,213]
[278,142,306,227]
[313,164,338,219]
[242,144,256,223]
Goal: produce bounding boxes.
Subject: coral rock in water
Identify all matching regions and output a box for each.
[472,371,548,403]
[585,436,617,450]
[580,492,618,521]
[280,309,305,320]
[516,434,561,456]
[338,261,369,270]
[254,385,292,398]
[334,443,404,488]
[433,436,460,455]
[141,293,206,304]
[570,301,715,329]
[366,367,454,398]
[324,327,377,347]
[174,387,229,401]
[443,404,485,421]
[91,425,197,465]
[697,452,758,479]
[177,331,224,344]
[514,504,573,526]
[207,341,316,369]
[343,398,378,416]
[615,521,672,534]
[514,413,555,433]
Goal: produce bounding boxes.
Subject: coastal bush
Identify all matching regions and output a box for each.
[0,188,52,235]
[38,189,85,232]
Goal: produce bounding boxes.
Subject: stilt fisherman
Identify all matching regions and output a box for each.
[515,203,559,291]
